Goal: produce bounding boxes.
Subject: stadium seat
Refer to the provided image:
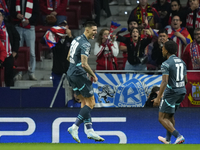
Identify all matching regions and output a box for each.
[35,26,51,61]
[14,47,30,71]
[66,5,81,29]
[69,0,94,19]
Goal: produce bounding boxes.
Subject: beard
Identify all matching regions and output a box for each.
[196,38,200,44]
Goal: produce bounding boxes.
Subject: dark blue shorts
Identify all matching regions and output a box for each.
[159,92,186,114]
[67,74,94,98]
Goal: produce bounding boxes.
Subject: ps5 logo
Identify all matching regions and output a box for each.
[52,117,127,144]
[0,117,36,137]
[0,117,127,144]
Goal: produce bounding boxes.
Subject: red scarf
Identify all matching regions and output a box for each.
[190,40,200,69]
[0,21,5,41]
[136,4,155,28]
[44,26,67,48]
[16,0,33,29]
[168,13,172,25]
[0,0,9,14]
[0,21,11,57]
[99,42,118,70]
[47,0,60,10]
[186,6,200,28]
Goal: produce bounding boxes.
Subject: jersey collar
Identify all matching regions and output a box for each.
[169,54,176,59]
[83,33,89,42]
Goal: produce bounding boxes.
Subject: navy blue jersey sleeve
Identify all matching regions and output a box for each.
[81,43,91,57]
[161,61,169,75]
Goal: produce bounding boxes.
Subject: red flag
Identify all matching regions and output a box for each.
[181,72,200,107]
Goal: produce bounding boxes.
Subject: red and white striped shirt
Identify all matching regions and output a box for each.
[16,0,33,29]
[186,7,200,28]
[166,26,192,58]
[0,22,11,57]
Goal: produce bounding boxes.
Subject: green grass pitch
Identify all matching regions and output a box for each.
[1,143,200,150]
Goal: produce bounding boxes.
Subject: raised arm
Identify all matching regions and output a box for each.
[94,42,104,56]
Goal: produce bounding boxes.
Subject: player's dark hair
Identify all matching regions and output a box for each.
[84,21,97,28]
[158,29,168,35]
[164,40,178,55]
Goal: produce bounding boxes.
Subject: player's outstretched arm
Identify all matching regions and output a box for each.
[81,55,98,82]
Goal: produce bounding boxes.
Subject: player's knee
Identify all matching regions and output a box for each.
[85,96,95,109]
[158,115,164,123]
[81,102,86,108]
[87,101,95,109]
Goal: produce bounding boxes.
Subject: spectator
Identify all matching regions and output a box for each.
[182,28,200,70]
[66,94,81,108]
[0,0,9,18]
[10,0,39,81]
[0,10,20,87]
[119,18,138,69]
[0,42,6,67]
[94,28,119,70]
[152,0,171,28]
[109,0,131,6]
[167,0,182,26]
[145,29,168,70]
[128,0,160,29]
[185,0,200,39]
[0,40,6,68]
[39,0,68,26]
[167,0,197,28]
[94,0,111,27]
[0,0,13,23]
[0,17,6,68]
[116,27,152,70]
[144,86,160,107]
[166,14,192,58]
[42,21,73,87]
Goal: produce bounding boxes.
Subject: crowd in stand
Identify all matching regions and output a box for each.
[0,0,69,87]
[95,0,200,71]
[0,0,200,88]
